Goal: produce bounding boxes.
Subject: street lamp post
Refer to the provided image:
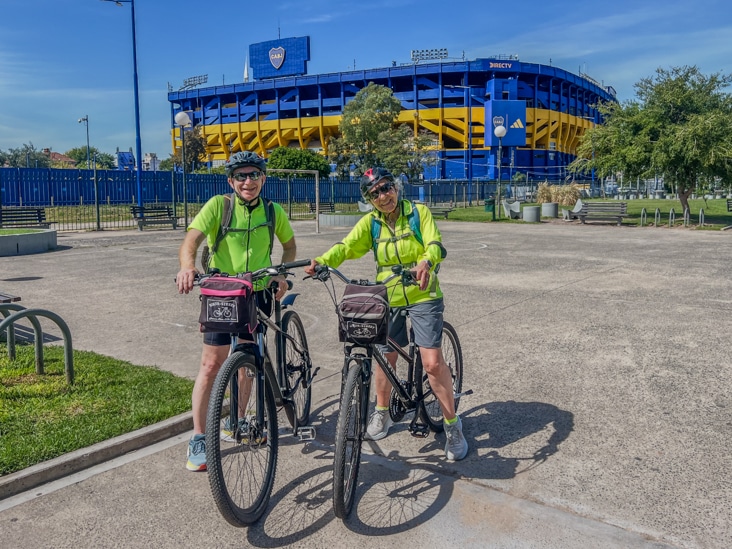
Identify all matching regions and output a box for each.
[174,111,192,228]
[78,115,90,169]
[101,0,143,209]
[494,124,507,220]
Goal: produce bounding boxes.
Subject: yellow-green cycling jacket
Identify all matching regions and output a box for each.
[314,200,446,307]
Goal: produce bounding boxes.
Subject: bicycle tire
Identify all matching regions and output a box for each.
[281,310,312,428]
[417,321,464,433]
[333,360,366,519]
[206,350,279,527]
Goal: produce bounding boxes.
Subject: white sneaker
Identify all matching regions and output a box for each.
[444,416,468,461]
[366,408,393,441]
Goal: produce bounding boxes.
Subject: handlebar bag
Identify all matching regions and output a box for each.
[199,273,258,333]
[338,283,389,344]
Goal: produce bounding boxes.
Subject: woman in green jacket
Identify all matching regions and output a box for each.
[304,167,468,461]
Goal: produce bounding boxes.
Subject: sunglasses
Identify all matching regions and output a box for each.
[368,180,396,200]
[232,171,263,182]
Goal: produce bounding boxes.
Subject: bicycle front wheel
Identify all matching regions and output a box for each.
[206,350,279,527]
[281,310,312,428]
[333,360,367,519]
[418,321,464,433]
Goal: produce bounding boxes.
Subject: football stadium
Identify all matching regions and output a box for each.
[168,36,616,182]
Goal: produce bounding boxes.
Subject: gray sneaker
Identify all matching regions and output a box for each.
[366,408,393,441]
[444,416,468,461]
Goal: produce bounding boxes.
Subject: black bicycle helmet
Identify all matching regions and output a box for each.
[225,151,267,176]
[360,167,394,200]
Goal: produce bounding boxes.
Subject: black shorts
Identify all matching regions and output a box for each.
[203,290,272,346]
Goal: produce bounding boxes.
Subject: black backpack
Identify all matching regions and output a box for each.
[201,193,276,272]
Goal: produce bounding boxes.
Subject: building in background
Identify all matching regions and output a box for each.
[168,37,615,181]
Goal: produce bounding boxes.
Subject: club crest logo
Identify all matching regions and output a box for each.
[269,47,285,70]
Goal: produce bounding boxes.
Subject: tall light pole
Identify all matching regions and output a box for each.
[494,124,507,219]
[78,115,90,169]
[174,111,192,228]
[101,0,143,208]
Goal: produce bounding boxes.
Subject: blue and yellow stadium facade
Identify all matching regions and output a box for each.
[168,54,615,181]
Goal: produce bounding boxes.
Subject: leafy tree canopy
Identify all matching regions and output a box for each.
[570,65,732,212]
[328,82,437,179]
[172,125,207,172]
[266,147,331,178]
[0,143,51,168]
[65,146,116,169]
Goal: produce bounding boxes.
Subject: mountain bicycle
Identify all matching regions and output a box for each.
[197,259,317,526]
[308,264,468,519]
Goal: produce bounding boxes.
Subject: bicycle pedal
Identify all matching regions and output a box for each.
[295,426,316,441]
[408,424,430,438]
[455,389,473,398]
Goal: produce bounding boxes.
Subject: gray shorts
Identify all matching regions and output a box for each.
[377,298,444,352]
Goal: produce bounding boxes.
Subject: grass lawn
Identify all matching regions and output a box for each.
[0,229,41,235]
[0,344,193,476]
[445,198,732,228]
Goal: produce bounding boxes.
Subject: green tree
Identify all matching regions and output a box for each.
[158,156,175,171]
[172,125,206,172]
[266,147,331,178]
[571,66,732,212]
[65,147,115,169]
[0,143,50,168]
[328,82,437,177]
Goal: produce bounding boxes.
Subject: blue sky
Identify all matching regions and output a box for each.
[1,0,731,161]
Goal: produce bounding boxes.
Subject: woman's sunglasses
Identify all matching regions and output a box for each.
[368,180,396,200]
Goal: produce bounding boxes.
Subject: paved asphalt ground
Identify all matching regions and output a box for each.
[0,219,730,548]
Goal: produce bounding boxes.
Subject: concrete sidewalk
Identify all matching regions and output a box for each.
[1,221,730,548]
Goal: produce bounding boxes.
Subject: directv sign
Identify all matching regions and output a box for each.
[486,100,527,147]
[249,36,310,80]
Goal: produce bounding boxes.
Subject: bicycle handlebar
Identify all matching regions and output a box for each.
[309,264,416,287]
[192,259,312,286]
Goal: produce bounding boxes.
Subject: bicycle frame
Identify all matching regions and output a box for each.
[230,288,315,440]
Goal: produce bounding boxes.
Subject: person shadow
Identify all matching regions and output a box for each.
[243,398,574,544]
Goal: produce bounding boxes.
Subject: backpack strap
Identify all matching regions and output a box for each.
[371,201,424,259]
[203,194,276,271]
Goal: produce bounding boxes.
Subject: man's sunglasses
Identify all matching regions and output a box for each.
[368,180,396,200]
[232,171,263,182]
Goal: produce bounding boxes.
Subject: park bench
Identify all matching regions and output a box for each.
[727,199,732,213]
[129,205,177,231]
[0,207,51,229]
[562,199,585,221]
[0,292,21,304]
[502,200,521,219]
[578,201,627,226]
[308,202,335,214]
[428,206,455,219]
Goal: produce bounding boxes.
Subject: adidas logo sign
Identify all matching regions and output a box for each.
[510,119,524,129]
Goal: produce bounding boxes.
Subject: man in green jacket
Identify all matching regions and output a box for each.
[176,151,296,471]
[304,167,467,461]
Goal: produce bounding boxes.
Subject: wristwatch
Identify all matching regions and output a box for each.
[424,260,433,270]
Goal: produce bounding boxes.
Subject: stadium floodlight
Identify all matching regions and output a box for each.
[180,74,209,91]
[410,48,448,62]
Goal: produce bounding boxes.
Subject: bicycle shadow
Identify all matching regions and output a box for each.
[341,400,574,535]
[243,399,573,543]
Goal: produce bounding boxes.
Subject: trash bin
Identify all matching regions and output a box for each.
[484,201,495,214]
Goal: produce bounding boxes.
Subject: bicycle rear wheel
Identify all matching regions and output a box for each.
[333,360,366,519]
[417,321,464,433]
[281,310,312,428]
[206,350,279,527]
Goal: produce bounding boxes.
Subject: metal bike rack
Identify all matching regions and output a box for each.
[654,208,661,227]
[640,208,647,227]
[668,208,676,227]
[0,307,74,384]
